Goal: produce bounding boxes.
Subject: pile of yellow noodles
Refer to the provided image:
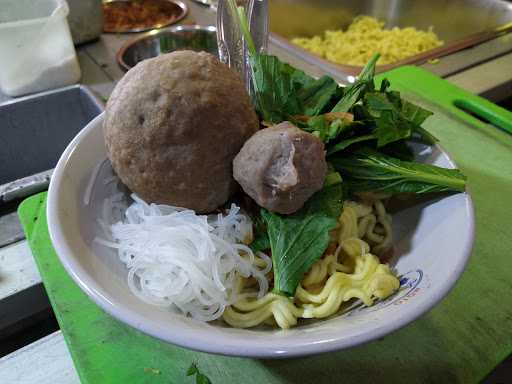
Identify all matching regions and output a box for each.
[291,16,443,66]
[223,199,400,329]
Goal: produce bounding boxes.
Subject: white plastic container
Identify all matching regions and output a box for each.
[0,0,81,97]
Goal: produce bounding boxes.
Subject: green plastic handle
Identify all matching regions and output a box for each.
[377,66,512,137]
[453,98,512,135]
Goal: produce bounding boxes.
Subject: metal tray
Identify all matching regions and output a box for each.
[102,0,188,33]
[269,0,512,83]
[0,85,104,204]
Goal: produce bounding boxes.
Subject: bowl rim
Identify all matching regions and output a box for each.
[47,112,475,358]
[116,24,217,72]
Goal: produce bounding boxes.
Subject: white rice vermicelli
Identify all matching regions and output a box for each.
[96,193,271,322]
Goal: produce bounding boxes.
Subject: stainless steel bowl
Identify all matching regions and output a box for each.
[103,0,188,33]
[117,25,218,71]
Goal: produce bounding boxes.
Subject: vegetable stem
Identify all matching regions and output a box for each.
[331,150,467,194]
[226,0,257,57]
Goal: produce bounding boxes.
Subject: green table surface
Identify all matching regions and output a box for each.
[18,66,512,383]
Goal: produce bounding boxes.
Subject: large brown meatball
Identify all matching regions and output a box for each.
[104,51,259,213]
[233,122,327,215]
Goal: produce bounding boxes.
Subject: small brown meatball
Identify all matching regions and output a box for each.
[233,122,327,214]
[103,50,259,213]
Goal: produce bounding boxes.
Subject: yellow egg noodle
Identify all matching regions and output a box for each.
[223,199,400,329]
[291,16,444,66]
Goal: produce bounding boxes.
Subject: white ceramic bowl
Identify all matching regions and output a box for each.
[47,113,474,358]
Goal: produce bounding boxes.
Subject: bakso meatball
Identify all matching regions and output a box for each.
[233,122,327,214]
[103,50,259,213]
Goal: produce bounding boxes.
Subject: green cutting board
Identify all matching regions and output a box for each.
[18,66,512,384]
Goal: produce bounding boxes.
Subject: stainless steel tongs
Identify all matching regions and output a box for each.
[216,0,268,91]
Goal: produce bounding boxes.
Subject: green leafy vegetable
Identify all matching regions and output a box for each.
[248,56,342,123]
[299,115,346,142]
[331,148,467,194]
[327,133,377,155]
[248,214,270,252]
[377,78,437,145]
[297,75,339,116]
[186,364,198,376]
[249,54,303,123]
[379,78,391,92]
[379,140,415,161]
[331,53,379,113]
[324,165,343,186]
[262,179,343,296]
[187,363,212,384]
[401,98,434,126]
[363,89,436,147]
[294,112,355,143]
[249,235,270,253]
[231,2,438,152]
